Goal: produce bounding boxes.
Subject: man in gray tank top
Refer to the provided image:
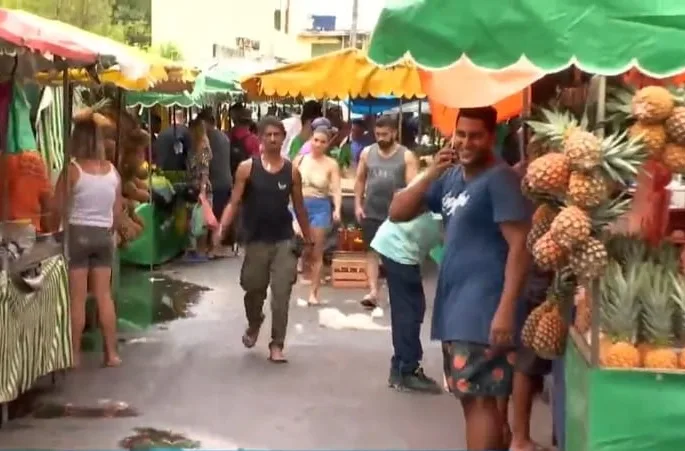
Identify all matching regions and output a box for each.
[354,114,419,308]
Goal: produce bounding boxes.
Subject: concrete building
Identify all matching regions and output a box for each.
[151,0,379,66]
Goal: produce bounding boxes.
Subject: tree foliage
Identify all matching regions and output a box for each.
[154,42,183,61]
[0,0,151,46]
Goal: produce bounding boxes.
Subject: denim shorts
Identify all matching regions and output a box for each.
[303,196,331,228]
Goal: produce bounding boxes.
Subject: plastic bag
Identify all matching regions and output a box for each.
[199,193,218,230]
[190,204,205,238]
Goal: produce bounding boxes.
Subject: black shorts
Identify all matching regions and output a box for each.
[212,187,231,220]
[515,346,552,376]
[361,218,383,250]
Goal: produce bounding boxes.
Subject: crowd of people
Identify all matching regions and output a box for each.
[58,99,551,451]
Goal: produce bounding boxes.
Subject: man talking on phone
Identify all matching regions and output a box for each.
[214,116,311,363]
[388,107,531,450]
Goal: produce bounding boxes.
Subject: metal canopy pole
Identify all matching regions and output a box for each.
[61,69,73,255]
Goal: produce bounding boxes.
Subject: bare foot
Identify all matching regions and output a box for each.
[308,294,321,306]
[104,355,122,367]
[510,439,546,451]
[71,353,81,369]
[268,347,288,363]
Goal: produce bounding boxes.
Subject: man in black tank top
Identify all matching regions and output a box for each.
[214,116,311,363]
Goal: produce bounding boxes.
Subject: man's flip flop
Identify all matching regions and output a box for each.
[242,331,259,348]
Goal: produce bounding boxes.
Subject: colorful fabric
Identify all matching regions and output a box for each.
[6,83,37,154]
[442,341,515,398]
[187,141,212,195]
[0,255,72,402]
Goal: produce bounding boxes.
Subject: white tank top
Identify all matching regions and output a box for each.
[68,160,119,228]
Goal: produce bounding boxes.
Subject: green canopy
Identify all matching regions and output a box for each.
[368,0,685,77]
[126,63,241,107]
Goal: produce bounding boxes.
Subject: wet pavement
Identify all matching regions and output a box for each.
[0,257,553,449]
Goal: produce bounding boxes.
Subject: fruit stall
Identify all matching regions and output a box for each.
[120,66,241,267]
[0,8,112,419]
[367,1,685,450]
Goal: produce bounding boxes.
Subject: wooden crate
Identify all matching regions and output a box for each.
[331,251,368,288]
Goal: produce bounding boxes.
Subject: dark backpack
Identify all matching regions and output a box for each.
[230,135,250,178]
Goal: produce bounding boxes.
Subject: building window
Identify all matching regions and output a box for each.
[311,42,342,58]
[274,10,281,31]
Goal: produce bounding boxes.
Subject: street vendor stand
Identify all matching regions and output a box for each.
[368,1,685,450]
[121,63,241,267]
[0,7,122,421]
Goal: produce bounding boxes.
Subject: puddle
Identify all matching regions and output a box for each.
[119,427,201,450]
[94,267,210,331]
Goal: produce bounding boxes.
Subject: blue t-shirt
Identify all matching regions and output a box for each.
[425,163,532,344]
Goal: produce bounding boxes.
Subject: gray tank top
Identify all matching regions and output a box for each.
[363,144,407,220]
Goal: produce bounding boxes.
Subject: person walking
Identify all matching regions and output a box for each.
[388,107,531,451]
[371,210,442,393]
[199,110,233,258]
[214,116,311,363]
[52,111,122,368]
[354,114,418,309]
[184,118,213,262]
[293,125,342,305]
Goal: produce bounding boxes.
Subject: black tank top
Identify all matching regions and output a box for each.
[242,157,294,243]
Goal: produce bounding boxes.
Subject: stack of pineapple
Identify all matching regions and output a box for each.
[519,103,650,359]
[608,85,685,174]
[594,234,685,370]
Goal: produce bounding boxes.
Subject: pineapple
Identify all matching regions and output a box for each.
[628,122,666,159]
[599,261,644,368]
[600,132,649,187]
[531,270,575,359]
[532,232,567,271]
[669,272,685,349]
[567,171,609,208]
[527,108,579,149]
[525,153,571,194]
[665,106,685,146]
[563,130,602,171]
[521,301,553,348]
[549,206,591,249]
[661,143,685,173]
[532,305,568,359]
[569,236,608,281]
[641,264,678,370]
[527,204,557,252]
[631,86,674,124]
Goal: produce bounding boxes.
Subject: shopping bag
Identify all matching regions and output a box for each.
[199,192,218,230]
[190,204,205,238]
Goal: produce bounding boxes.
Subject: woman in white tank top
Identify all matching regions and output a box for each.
[53,110,122,368]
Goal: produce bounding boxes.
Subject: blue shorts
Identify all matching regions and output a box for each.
[304,197,331,228]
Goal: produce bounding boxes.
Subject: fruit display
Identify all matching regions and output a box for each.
[96,105,151,246]
[608,85,685,175]
[589,233,685,370]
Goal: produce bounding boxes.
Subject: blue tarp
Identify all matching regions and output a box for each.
[346,97,400,115]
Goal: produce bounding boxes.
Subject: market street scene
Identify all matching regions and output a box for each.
[2,1,685,451]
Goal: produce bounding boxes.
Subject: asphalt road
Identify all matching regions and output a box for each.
[0,257,553,449]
